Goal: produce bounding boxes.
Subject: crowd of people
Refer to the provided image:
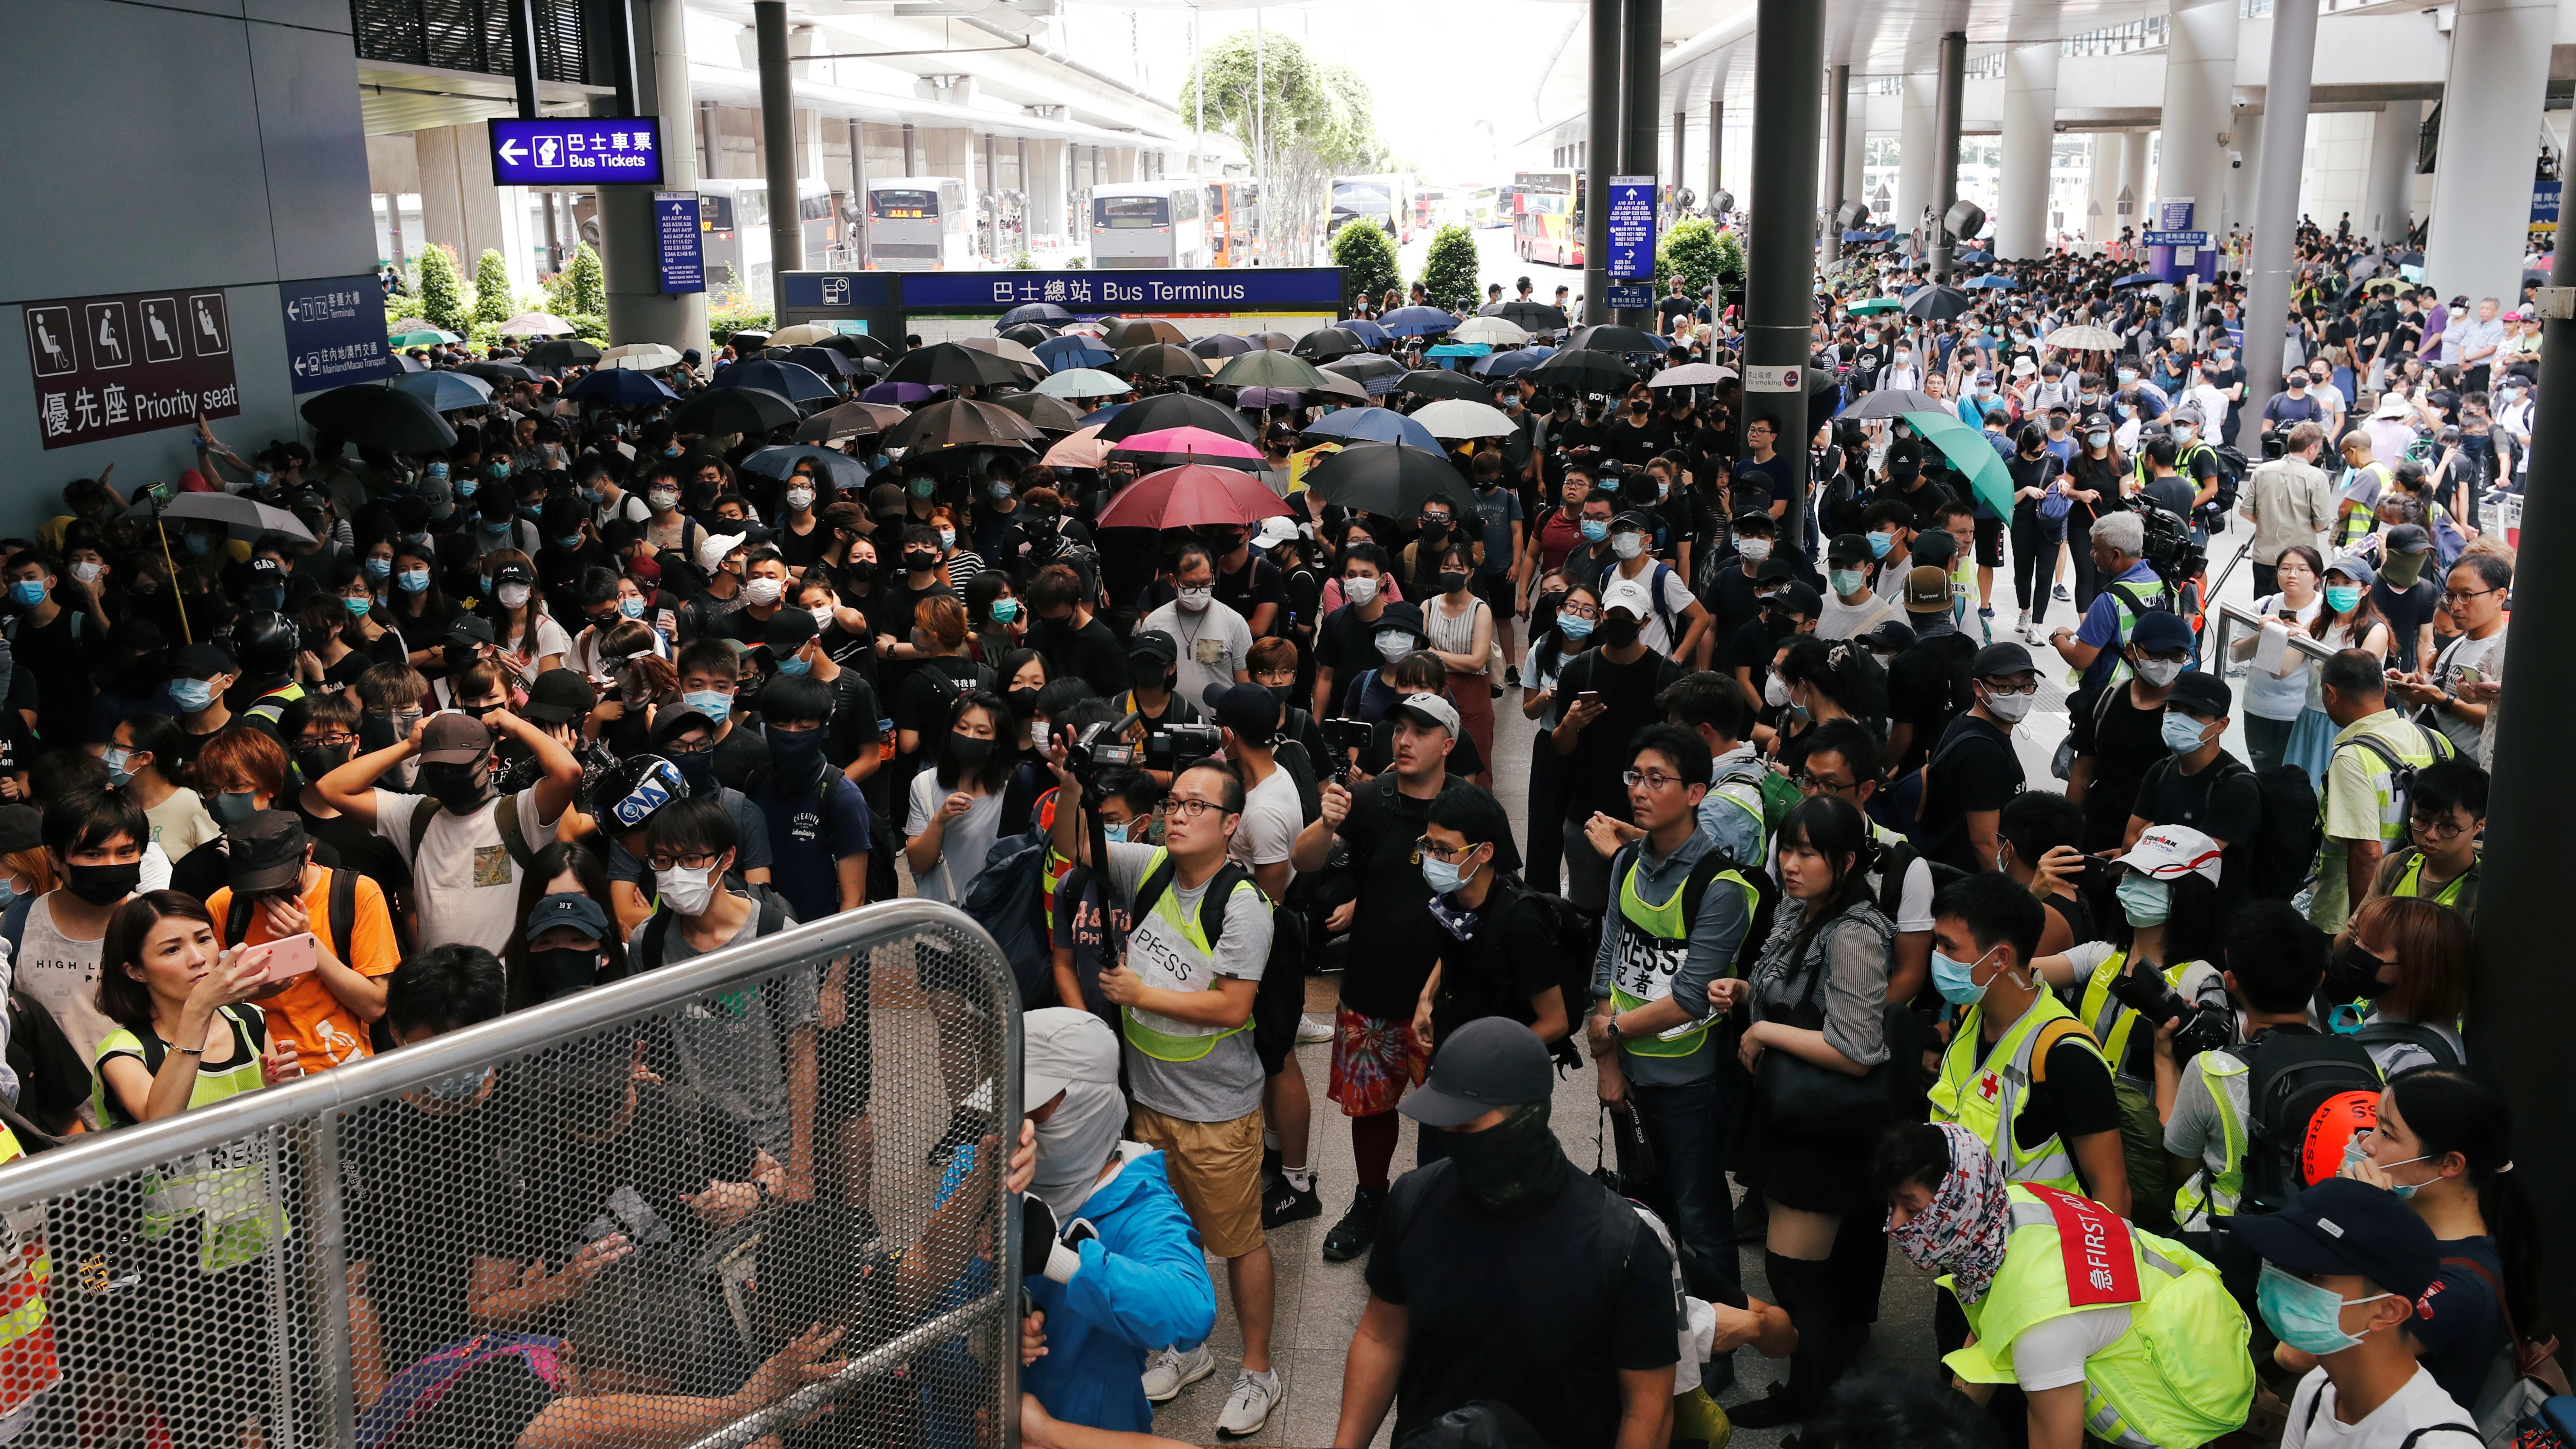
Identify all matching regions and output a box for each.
[0,208,2545,1449]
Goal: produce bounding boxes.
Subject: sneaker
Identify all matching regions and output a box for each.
[1322,1188,1384,1262]
[2053,583,2072,601]
[1216,1368,1284,1437]
[1296,1014,1335,1045]
[1263,1175,1322,1229]
[1505,666,1521,686]
[1142,1344,1215,1403]
[1977,606,1995,644]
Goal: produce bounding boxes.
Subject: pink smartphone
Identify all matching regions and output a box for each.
[245,933,320,984]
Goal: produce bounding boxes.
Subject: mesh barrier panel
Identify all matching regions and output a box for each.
[0,901,1019,1449]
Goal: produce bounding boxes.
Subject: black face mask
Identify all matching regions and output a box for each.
[1594,614,1641,649]
[843,560,876,587]
[1130,660,1171,692]
[949,733,996,770]
[525,946,602,1002]
[64,861,142,907]
[1265,684,1296,706]
[2322,941,2392,1003]
[293,741,353,783]
[904,551,938,572]
[765,724,827,781]
[1438,570,1470,595]
[418,762,494,813]
[1441,1102,1569,1219]
[1005,686,1039,719]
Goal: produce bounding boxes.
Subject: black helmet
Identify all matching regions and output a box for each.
[595,754,689,835]
[232,610,299,677]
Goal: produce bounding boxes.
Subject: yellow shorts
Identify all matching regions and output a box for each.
[1128,1103,1266,1259]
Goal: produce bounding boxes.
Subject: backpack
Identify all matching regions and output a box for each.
[1514,882,1604,1069]
[356,1334,569,1449]
[2202,443,2249,518]
[2338,723,2455,832]
[957,830,1055,1007]
[2441,1255,2576,1449]
[2230,1026,2385,1217]
[222,867,359,958]
[2206,754,2323,903]
[918,657,998,724]
[6,990,91,1140]
[405,791,538,873]
[2350,1019,2465,1070]
[633,887,792,974]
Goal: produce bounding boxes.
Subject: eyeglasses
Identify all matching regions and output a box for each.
[646,850,724,872]
[1558,603,1601,620]
[662,737,715,755]
[1980,677,2041,695]
[2408,812,2472,841]
[307,732,358,749]
[1794,772,1865,797]
[2440,587,2499,604]
[1414,836,1483,864]
[1621,768,1685,791]
[1166,797,1228,820]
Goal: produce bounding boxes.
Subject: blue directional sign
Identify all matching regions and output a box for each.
[1604,283,1653,312]
[901,268,1344,313]
[1605,176,1658,281]
[2139,230,2210,249]
[780,274,896,309]
[278,275,389,394]
[488,118,663,186]
[655,192,704,295]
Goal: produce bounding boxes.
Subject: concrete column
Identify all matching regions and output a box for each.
[1744,0,1825,550]
[1900,72,1939,249]
[2241,0,2318,449]
[597,0,704,354]
[1841,89,1866,226]
[1617,0,1663,328]
[2157,0,2236,281]
[2227,111,2263,240]
[2120,129,2153,234]
[754,1,800,318]
[2083,135,2118,246]
[1930,31,1966,282]
[2426,0,2552,304]
[1583,0,1621,323]
[1822,64,1851,262]
[1674,109,1689,209]
[1998,41,2059,259]
[1707,97,1723,208]
[2363,100,2420,245]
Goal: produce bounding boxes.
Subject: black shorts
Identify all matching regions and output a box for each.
[1974,516,2006,568]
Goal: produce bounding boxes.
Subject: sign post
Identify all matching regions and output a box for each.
[22,288,239,450]
[1606,175,1658,280]
[278,277,391,393]
[489,118,665,186]
[655,193,705,294]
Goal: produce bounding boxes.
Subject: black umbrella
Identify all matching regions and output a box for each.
[795,400,909,443]
[774,345,859,380]
[1095,392,1256,445]
[726,329,771,352]
[1396,369,1492,402]
[1000,301,1077,327]
[1114,344,1208,380]
[298,384,458,453]
[990,390,1087,433]
[881,398,1043,453]
[1302,442,1475,516]
[1190,334,1254,359]
[1105,319,1188,348]
[1840,389,1945,420]
[1325,354,1404,383]
[1904,286,1973,321]
[1244,331,1298,351]
[1292,327,1368,360]
[886,342,1024,388]
[672,386,801,436]
[815,332,896,362]
[461,360,537,385]
[1493,300,1571,332]
[1000,322,1061,347]
[1572,324,1663,354]
[523,338,601,370]
[1528,350,1637,391]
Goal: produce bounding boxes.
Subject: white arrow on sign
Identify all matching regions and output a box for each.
[498,139,527,165]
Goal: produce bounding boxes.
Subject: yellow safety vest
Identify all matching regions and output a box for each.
[1945,1184,2254,1449]
[1120,848,1265,1063]
[2389,851,2469,909]
[1604,849,1755,1059]
[1928,994,2106,1193]
[2076,951,2210,1087]
[0,1127,58,1419]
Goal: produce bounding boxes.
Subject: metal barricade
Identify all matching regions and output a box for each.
[2206,598,2338,680]
[0,899,1021,1449]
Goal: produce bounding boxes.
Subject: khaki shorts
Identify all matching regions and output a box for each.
[1129,1103,1266,1259]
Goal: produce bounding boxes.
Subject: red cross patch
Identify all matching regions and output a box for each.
[1977,1074,2002,1102]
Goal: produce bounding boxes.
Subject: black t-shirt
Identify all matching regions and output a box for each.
[1213,551,1288,635]
[2413,1234,2506,1408]
[1655,295,1697,330]
[1886,632,1977,774]
[12,609,96,751]
[2135,750,2265,909]
[709,722,772,792]
[2068,683,2173,853]
[1039,615,1129,701]
[1336,773,1511,1020]
[1428,883,1559,1046]
[1726,617,1782,695]
[775,516,831,571]
[2141,473,2196,517]
[1366,1163,1678,1449]
[1552,648,1684,826]
[2373,579,2441,672]
[343,1086,513,1370]
[1602,415,1670,469]
[1918,713,2026,874]
[1313,601,1395,698]
[1981,1026,2125,1166]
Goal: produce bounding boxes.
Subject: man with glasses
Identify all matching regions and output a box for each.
[2353,757,2486,927]
[2389,555,2508,757]
[1916,642,2037,875]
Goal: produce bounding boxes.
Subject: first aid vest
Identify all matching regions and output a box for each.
[1120,848,1264,1063]
[1928,994,2106,1192]
[2094,573,2171,689]
[1606,850,1755,1060]
[2076,950,2209,1087]
[0,1127,58,1420]
[1944,1184,2254,1449]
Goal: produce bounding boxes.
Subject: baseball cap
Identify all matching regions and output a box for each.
[2130,610,2194,653]
[2383,523,2431,557]
[2325,552,2378,588]
[1252,516,1301,551]
[171,643,233,679]
[1601,574,1656,620]
[1971,641,2038,679]
[1400,1017,1555,1127]
[1393,692,1461,736]
[1127,628,1179,664]
[1202,681,1281,744]
[1912,528,1958,568]
[697,531,747,573]
[1827,532,1873,567]
[1860,620,1916,654]
[2230,1177,2443,1301]
[1903,565,1950,612]
[0,806,38,856]
[2117,822,2223,886]
[226,811,310,896]
[2166,670,2232,719]
[522,668,597,724]
[1773,580,1824,617]
[2170,403,2205,427]
[419,713,495,765]
[821,500,871,536]
[525,891,612,943]
[1024,1006,1120,1110]
[445,613,497,647]
[763,608,820,653]
[867,483,907,518]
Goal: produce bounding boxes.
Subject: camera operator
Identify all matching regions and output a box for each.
[2044,511,2169,711]
[1117,631,1203,790]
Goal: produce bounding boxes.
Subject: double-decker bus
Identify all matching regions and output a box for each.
[1089,180,1208,268]
[1511,168,1584,266]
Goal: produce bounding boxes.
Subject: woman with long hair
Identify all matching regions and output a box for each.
[107,712,219,860]
[2004,422,2067,642]
[1517,575,1595,891]
[483,549,570,679]
[903,689,1015,908]
[506,841,628,1013]
[2281,554,2392,781]
[1713,795,1892,1426]
[2062,416,2126,610]
[1420,540,1495,786]
[386,535,453,675]
[1770,637,1888,777]
[92,891,297,1127]
[2230,544,2325,773]
[994,647,1051,767]
[964,571,1024,665]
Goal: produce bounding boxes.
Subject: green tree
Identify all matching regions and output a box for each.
[414,244,469,333]
[1179,29,1385,262]
[547,242,606,316]
[1330,219,1400,312]
[471,248,516,327]
[1415,224,1481,313]
[1653,218,1747,308]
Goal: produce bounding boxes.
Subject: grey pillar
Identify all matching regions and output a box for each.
[1707,97,1722,208]
[983,134,999,261]
[1900,73,1938,253]
[1583,0,1621,324]
[2239,0,2317,448]
[903,122,917,177]
[1617,0,1663,329]
[849,118,866,261]
[2159,0,2237,281]
[1744,0,1823,550]
[1674,108,1688,206]
[2363,101,2420,246]
[754,1,801,319]
[1929,31,1966,283]
[600,0,707,355]
[1998,42,2058,259]
[2425,0,2555,306]
[1823,63,1851,265]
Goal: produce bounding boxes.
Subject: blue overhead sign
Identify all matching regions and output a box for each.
[901,267,1344,313]
[278,275,389,394]
[488,118,663,186]
[1604,283,1653,312]
[2139,230,2210,248]
[1606,176,1657,281]
[780,273,895,309]
[655,192,704,295]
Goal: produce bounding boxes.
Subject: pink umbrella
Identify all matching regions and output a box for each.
[1042,424,1111,469]
[1107,425,1264,459]
[1094,464,1293,531]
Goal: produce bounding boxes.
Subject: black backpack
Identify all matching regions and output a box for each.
[2338,724,2455,833]
[1501,880,1602,1070]
[634,887,793,974]
[2201,755,2322,904]
[2231,1025,2385,1216]
[2349,1019,2464,1070]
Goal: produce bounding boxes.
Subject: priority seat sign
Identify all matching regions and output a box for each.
[489,118,663,186]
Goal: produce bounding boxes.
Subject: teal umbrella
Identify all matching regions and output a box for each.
[1900,410,2014,519]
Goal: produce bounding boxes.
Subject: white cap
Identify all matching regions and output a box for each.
[698,531,748,572]
[1601,574,1656,621]
[1392,691,1461,736]
[2117,824,2223,886]
[2373,392,2412,419]
[1251,515,1301,551]
[1023,1006,1120,1108]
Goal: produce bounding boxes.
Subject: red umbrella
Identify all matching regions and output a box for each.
[1094,464,1292,531]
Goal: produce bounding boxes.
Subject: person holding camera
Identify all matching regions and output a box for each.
[2044,511,2168,708]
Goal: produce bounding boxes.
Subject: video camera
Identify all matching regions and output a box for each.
[2135,503,2205,588]
[1319,717,1373,781]
[1145,723,1224,778]
[2107,965,2233,1063]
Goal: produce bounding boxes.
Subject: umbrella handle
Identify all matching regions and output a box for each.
[154,515,192,646]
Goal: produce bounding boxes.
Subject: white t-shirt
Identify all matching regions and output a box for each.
[502,612,573,667]
[1816,589,1898,642]
[1229,763,1302,892]
[2280,1366,2479,1449]
[15,894,117,1110]
[1143,599,1254,707]
[376,786,565,954]
[2010,1304,2133,1391]
[1613,563,1699,657]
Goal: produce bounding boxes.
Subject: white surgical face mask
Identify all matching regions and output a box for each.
[1375,630,1413,661]
[1764,675,1791,708]
[1739,538,1773,563]
[1176,586,1212,613]
[656,862,719,916]
[786,488,815,511]
[1982,684,2036,724]
[496,583,531,609]
[2134,656,2185,687]
[1344,575,1379,606]
[1612,532,1644,560]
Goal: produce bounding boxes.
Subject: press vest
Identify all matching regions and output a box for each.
[1120,848,1264,1063]
[1605,849,1755,1060]
[1928,993,2106,1192]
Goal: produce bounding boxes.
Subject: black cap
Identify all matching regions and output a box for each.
[2166,670,2232,719]
[522,668,597,724]
[1373,601,1427,641]
[763,608,819,653]
[1400,1018,1555,1128]
[445,613,497,646]
[0,806,39,855]
[1827,532,1873,566]
[1859,619,1916,653]
[1971,641,2038,679]
[491,561,535,588]
[2230,1177,2443,1300]
[227,811,309,896]
[170,643,233,679]
[1912,529,1959,567]
[1201,682,1280,745]
[1127,628,1178,663]
[1773,581,1823,616]
[525,890,612,943]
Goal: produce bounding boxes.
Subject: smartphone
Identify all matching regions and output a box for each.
[1576,691,1602,707]
[2456,666,2482,685]
[244,932,320,984]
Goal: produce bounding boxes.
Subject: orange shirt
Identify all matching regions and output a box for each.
[206,867,401,1075]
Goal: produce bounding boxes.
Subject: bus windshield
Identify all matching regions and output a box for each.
[699,195,736,231]
[871,189,939,219]
[1094,196,1170,229]
[1332,182,1391,216]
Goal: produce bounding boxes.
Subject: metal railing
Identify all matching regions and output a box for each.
[2205,598,2340,676]
[0,899,1020,1449]
[352,0,589,86]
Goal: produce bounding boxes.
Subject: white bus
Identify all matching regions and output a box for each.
[1328,173,1414,244]
[865,177,976,271]
[693,177,837,300]
[1088,180,1208,269]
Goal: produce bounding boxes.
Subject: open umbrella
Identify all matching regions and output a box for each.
[1035,335,1116,372]
[1471,348,1551,378]
[1491,301,1570,332]
[1232,387,1304,410]
[495,312,576,337]
[1299,408,1442,451]
[1211,350,1328,390]
[881,398,1042,453]
[795,400,908,443]
[1035,368,1131,400]
[1844,297,1904,316]
[1408,399,1517,439]
[564,369,676,407]
[1190,333,1254,359]
[1902,410,2013,517]
[1397,369,1490,402]
[1001,301,1077,328]
[1903,286,1973,321]
[1114,344,1208,380]
[300,383,459,453]
[860,380,945,405]
[990,391,1087,433]
[712,358,837,403]
[2045,325,2122,351]
[601,343,686,371]
[886,342,1023,388]
[390,370,493,411]
[773,346,860,383]
[956,336,1047,373]
[1340,317,1393,346]
[1311,372,1371,403]
[725,329,771,352]
[742,444,869,491]
[1292,327,1368,361]
[1964,275,2018,290]
[673,386,800,436]
[523,338,602,370]
[2110,273,2162,290]
[814,332,896,362]
[1452,315,1530,346]
[1110,426,1263,460]
[1103,319,1188,349]
[1244,331,1297,351]
[1839,388,1944,420]
[125,490,315,542]
[1000,323,1060,347]
[1378,306,1459,338]
[1572,323,1663,354]
[461,360,537,385]
[388,328,461,347]
[1095,392,1256,444]
[1325,354,1403,384]
[1528,350,1637,390]
[764,323,838,346]
[1043,425,1113,469]
[394,353,427,373]
[1649,362,1736,389]
[1303,442,1474,515]
[1094,464,1292,531]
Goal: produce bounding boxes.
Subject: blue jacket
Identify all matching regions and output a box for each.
[1022,1149,1217,1433]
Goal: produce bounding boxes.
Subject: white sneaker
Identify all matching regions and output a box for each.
[1143,1344,1215,1403]
[1296,1014,1335,1045]
[1216,1368,1285,1437]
